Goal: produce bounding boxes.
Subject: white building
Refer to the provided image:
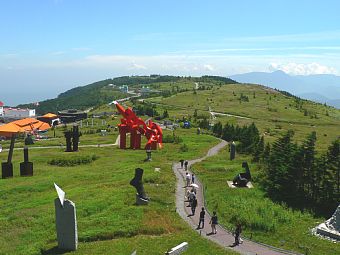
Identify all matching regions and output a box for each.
[4,107,36,119]
[0,101,3,117]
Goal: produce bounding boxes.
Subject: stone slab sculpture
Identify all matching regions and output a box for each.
[130,168,149,205]
[54,183,78,251]
[20,146,33,176]
[315,204,340,241]
[232,162,251,187]
[1,135,15,179]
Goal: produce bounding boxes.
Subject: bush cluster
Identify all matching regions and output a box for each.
[48,154,99,167]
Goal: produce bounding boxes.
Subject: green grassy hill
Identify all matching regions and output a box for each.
[1,75,339,254]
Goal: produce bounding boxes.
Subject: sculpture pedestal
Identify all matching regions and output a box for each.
[1,162,13,179]
[136,194,149,205]
[55,198,78,251]
[20,162,33,176]
[316,223,340,241]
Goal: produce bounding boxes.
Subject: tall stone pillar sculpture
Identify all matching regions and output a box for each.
[20,146,33,176]
[54,183,78,251]
[230,141,236,160]
[1,135,15,178]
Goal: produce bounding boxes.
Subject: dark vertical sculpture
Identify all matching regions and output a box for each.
[72,125,81,152]
[230,141,236,160]
[1,135,15,178]
[20,146,33,176]
[130,168,149,204]
[64,130,73,152]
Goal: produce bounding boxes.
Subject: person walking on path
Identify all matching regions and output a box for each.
[191,173,195,184]
[197,207,205,229]
[190,197,197,216]
[185,172,191,187]
[209,211,218,234]
[234,223,242,246]
[187,189,196,207]
[180,159,184,168]
[184,160,189,171]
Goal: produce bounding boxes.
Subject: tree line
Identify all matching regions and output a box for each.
[212,121,340,215]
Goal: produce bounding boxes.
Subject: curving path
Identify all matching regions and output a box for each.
[173,140,301,255]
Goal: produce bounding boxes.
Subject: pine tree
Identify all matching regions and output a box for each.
[252,136,264,162]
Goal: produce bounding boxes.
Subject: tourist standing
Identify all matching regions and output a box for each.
[191,174,195,184]
[180,159,184,168]
[184,161,189,171]
[191,197,197,215]
[185,172,191,187]
[187,189,196,207]
[234,223,242,245]
[209,211,218,234]
[197,207,205,229]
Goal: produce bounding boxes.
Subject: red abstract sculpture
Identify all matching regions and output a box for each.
[114,101,163,150]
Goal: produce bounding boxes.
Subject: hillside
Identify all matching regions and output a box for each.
[145,80,340,151]
[1,76,339,255]
[17,75,236,115]
[230,71,340,108]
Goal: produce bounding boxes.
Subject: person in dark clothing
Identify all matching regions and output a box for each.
[197,207,205,229]
[234,223,242,245]
[191,197,197,215]
[180,159,184,168]
[184,161,189,171]
[191,174,195,184]
[209,211,218,234]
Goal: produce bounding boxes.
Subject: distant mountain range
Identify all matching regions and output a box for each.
[230,70,340,109]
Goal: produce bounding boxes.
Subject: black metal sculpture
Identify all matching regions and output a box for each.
[20,146,33,176]
[230,141,236,160]
[130,168,149,203]
[233,162,251,187]
[1,135,15,178]
[64,125,81,152]
[64,130,73,152]
[72,125,81,152]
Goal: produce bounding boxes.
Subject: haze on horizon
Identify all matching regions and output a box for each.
[1,0,340,106]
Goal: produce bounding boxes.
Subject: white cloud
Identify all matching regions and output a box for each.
[203,64,214,71]
[130,62,147,70]
[268,62,338,75]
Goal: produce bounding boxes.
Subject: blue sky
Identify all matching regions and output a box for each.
[1,0,340,105]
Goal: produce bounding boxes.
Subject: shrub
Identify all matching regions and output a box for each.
[180,143,188,152]
[48,154,99,167]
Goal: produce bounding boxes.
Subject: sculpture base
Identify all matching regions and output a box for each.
[20,162,33,176]
[316,223,340,241]
[227,181,253,188]
[1,162,13,179]
[136,194,149,205]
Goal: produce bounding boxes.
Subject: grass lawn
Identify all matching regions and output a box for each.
[0,129,236,255]
[193,147,340,255]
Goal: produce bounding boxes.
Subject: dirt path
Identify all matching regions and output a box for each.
[173,140,301,255]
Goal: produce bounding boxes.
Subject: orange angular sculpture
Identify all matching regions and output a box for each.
[114,101,163,150]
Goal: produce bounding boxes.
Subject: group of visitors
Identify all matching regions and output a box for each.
[185,172,195,187]
[179,159,189,171]
[181,158,243,246]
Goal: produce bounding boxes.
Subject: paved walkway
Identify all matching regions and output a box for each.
[173,140,301,255]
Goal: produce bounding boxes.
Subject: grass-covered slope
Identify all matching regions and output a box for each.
[193,148,339,255]
[0,128,236,255]
[148,83,340,151]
